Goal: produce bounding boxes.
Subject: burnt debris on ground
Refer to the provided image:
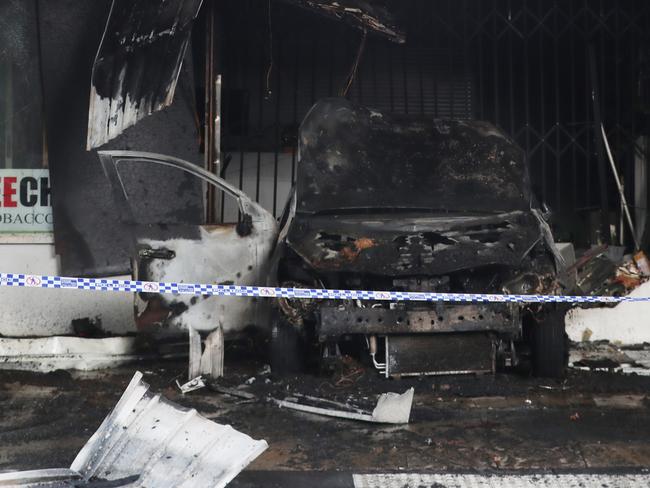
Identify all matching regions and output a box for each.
[2,348,650,473]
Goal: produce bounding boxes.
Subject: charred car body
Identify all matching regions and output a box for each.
[272,98,567,378]
[97,98,567,379]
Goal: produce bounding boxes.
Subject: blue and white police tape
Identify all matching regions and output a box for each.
[0,272,648,304]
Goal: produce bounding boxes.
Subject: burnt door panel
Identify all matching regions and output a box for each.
[98,151,278,335]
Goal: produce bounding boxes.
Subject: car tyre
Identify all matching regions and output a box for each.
[532,304,568,378]
[270,315,304,375]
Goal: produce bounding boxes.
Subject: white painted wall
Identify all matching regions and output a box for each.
[565,281,650,345]
[0,233,135,337]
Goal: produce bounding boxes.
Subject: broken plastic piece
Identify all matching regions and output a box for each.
[370,388,415,424]
[176,375,206,394]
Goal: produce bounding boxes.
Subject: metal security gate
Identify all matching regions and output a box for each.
[212,0,650,247]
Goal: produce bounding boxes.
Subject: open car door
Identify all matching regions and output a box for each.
[97,151,278,345]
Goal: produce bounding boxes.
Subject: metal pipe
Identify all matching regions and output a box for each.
[600,123,639,249]
[368,335,386,372]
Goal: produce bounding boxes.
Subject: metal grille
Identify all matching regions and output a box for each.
[217,0,650,246]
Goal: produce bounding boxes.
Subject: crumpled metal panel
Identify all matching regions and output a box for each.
[87,0,203,149]
[70,371,268,488]
[0,372,267,488]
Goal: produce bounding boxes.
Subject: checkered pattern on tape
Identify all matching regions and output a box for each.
[0,272,642,304]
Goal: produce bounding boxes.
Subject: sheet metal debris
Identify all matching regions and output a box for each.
[573,248,650,297]
[0,371,268,488]
[87,0,203,149]
[273,388,414,424]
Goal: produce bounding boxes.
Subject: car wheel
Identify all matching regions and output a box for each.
[270,315,304,375]
[532,304,568,378]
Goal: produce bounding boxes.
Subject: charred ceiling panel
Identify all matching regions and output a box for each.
[39,0,203,277]
[279,0,405,43]
[87,0,203,149]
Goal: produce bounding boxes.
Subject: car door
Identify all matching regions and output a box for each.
[98,150,278,337]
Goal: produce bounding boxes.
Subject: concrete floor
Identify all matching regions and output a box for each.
[1,351,649,484]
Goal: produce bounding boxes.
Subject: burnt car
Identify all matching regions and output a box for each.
[271,98,568,378]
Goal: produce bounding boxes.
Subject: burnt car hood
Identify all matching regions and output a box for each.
[286,210,541,276]
[295,98,532,216]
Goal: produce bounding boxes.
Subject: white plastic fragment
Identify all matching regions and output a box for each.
[176,375,206,394]
[370,388,414,424]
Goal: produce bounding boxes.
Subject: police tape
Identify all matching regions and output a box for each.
[0,272,648,304]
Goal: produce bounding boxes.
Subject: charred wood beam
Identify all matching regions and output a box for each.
[278,0,405,44]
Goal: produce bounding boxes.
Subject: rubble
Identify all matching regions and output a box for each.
[634,251,650,276]
[569,341,650,376]
[573,248,650,296]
